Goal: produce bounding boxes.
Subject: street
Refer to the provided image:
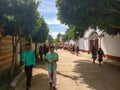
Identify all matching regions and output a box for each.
[15,49,120,90]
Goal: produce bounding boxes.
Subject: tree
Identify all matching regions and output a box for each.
[63,26,75,41]
[0,0,41,73]
[56,33,61,42]
[0,0,10,28]
[47,35,54,44]
[32,17,49,50]
[56,0,120,35]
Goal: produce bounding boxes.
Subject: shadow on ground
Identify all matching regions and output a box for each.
[15,73,50,90]
[72,59,120,90]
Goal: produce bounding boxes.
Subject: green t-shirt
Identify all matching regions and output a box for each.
[46,51,59,71]
[21,49,36,66]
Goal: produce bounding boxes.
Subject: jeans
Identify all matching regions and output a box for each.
[48,70,56,87]
[25,65,33,87]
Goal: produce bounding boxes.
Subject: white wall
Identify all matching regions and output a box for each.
[65,28,120,58]
[65,40,75,45]
[79,38,89,51]
[79,28,120,58]
[101,34,120,57]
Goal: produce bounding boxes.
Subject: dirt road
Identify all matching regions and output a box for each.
[15,49,120,90]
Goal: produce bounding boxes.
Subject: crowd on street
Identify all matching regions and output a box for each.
[20,43,105,90]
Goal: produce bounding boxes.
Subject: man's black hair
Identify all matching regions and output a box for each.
[25,43,31,47]
[49,46,54,49]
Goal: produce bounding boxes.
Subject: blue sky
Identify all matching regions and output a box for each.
[37,0,68,39]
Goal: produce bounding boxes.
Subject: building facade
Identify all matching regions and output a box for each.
[79,28,120,60]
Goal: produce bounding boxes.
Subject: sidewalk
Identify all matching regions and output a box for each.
[80,51,120,68]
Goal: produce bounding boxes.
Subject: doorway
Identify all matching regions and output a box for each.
[89,32,98,51]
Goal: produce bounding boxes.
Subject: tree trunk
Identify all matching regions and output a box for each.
[29,34,33,49]
[14,36,18,69]
[20,35,23,54]
[35,43,38,55]
[11,36,19,75]
[11,36,15,75]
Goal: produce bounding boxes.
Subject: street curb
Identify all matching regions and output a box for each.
[11,70,25,88]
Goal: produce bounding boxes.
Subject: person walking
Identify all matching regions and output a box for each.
[72,45,75,54]
[21,43,36,90]
[91,46,97,64]
[45,46,59,90]
[39,45,44,61]
[55,44,58,51]
[43,44,49,56]
[75,46,80,56]
[98,48,104,66]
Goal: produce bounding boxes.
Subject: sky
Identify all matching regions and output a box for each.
[37,0,68,39]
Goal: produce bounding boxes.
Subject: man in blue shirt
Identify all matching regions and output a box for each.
[21,43,36,90]
[45,46,59,90]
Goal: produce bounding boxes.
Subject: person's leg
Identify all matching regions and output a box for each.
[48,70,52,87]
[53,70,57,89]
[25,65,32,88]
[28,65,32,86]
[93,58,96,64]
[93,59,95,64]
[99,61,101,66]
[40,53,43,61]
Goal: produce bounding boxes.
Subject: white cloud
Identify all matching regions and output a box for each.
[45,18,60,25]
[60,24,68,28]
[50,31,65,39]
[36,0,67,39]
[38,7,58,13]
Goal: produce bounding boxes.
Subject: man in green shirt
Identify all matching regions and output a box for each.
[45,46,59,90]
[21,43,36,90]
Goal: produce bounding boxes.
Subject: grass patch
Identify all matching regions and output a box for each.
[0,70,12,90]
[0,65,23,90]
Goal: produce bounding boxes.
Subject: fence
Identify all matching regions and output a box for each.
[0,36,13,71]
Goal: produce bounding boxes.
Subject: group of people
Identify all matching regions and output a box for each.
[71,45,80,56]
[20,43,59,90]
[35,44,59,62]
[37,44,49,61]
[60,44,80,56]
[20,42,105,90]
[91,46,104,66]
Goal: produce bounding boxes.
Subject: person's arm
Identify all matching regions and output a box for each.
[45,58,49,63]
[102,50,105,58]
[45,53,51,63]
[32,51,36,66]
[53,53,59,63]
[53,58,58,63]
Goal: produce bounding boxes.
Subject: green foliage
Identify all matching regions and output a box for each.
[32,17,49,43]
[0,0,9,27]
[63,25,85,41]
[56,33,61,41]
[0,71,11,90]
[47,35,54,44]
[0,0,40,38]
[56,0,120,35]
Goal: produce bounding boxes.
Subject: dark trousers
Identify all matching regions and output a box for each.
[25,65,33,87]
[40,53,43,61]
